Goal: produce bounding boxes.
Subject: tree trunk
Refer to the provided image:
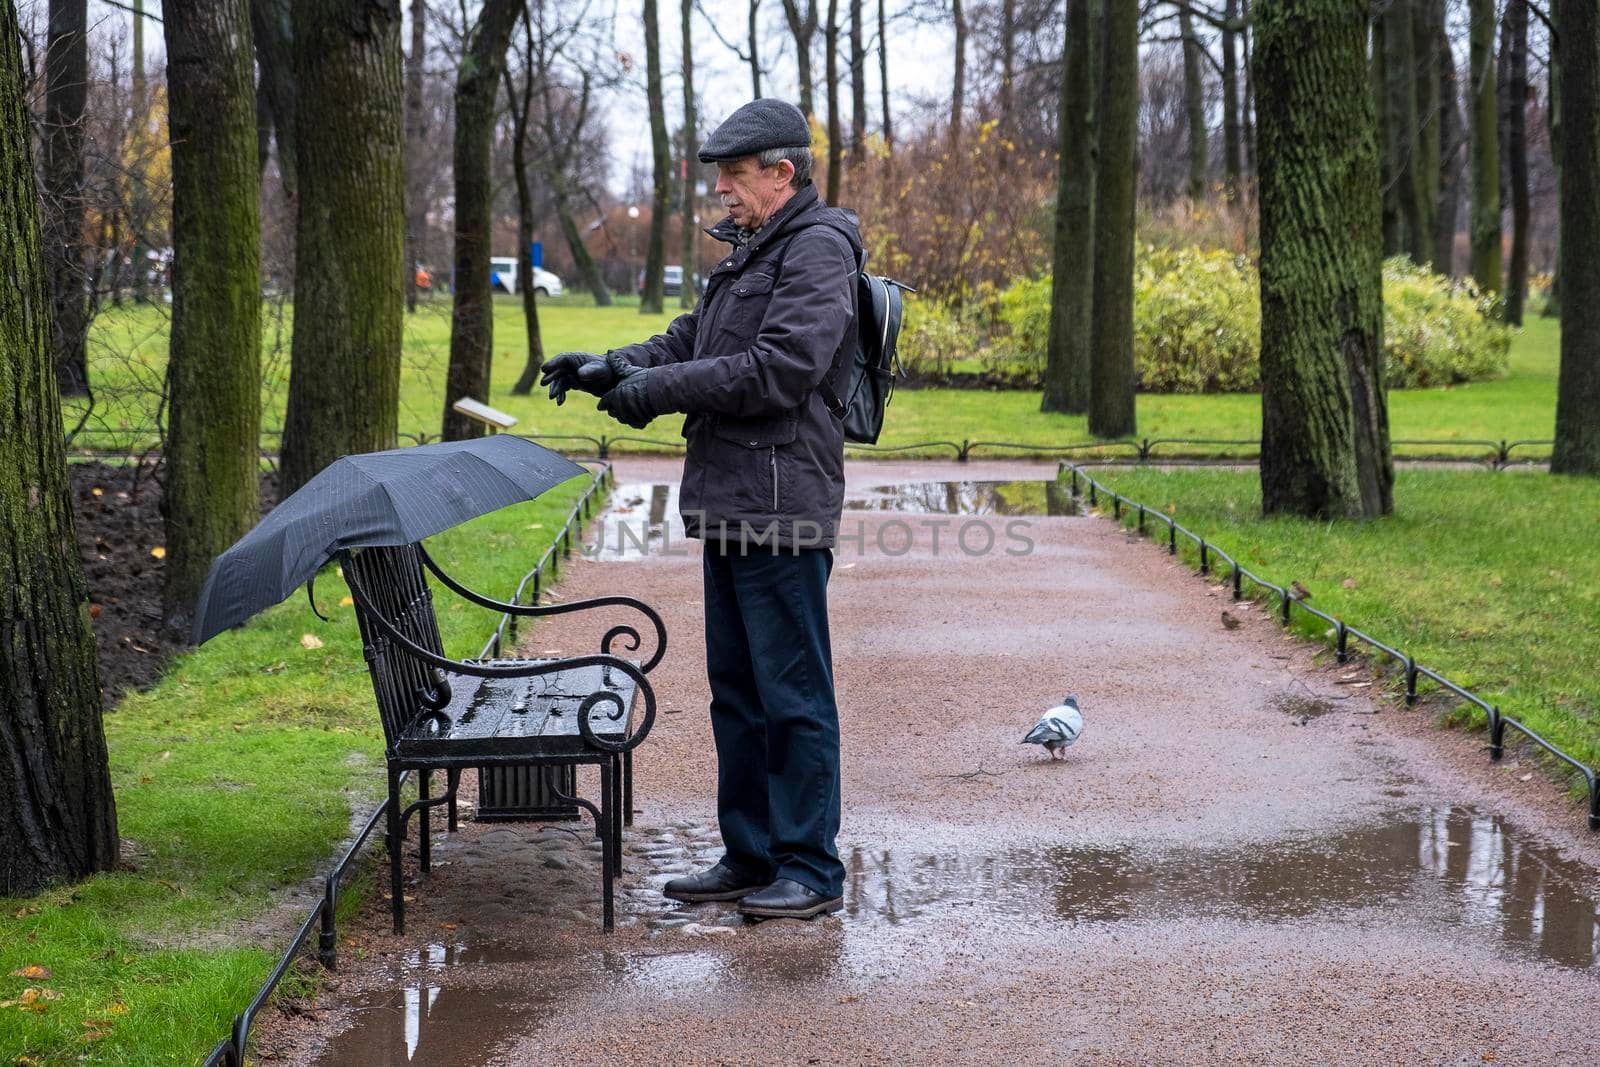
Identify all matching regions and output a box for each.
[949,0,966,149]
[1241,0,1255,176]
[1378,0,1427,262]
[850,0,866,172]
[508,18,545,396]
[249,0,297,206]
[999,0,1015,122]
[750,0,763,96]
[1436,18,1463,274]
[1221,0,1243,194]
[681,0,698,309]
[1502,0,1529,324]
[878,0,891,152]
[1552,0,1600,474]
[42,0,89,396]
[438,0,519,441]
[162,0,263,635]
[642,0,671,315]
[555,187,612,306]
[283,0,405,477]
[1088,0,1135,439]
[782,0,817,118]
[1254,0,1392,519]
[825,0,841,202]
[404,0,427,313]
[1412,0,1441,265]
[0,0,118,894]
[1181,7,1207,200]
[1469,0,1500,294]
[1042,0,1097,415]
[1543,1,1561,318]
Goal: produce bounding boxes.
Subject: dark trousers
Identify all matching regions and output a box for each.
[702,541,843,898]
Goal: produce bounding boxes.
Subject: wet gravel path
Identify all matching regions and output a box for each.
[263,458,1600,1066]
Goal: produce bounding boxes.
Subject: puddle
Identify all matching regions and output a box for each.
[845,805,1600,970]
[843,479,1076,516]
[587,482,684,560]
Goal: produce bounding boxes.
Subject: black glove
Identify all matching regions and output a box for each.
[539,351,615,405]
[597,352,661,430]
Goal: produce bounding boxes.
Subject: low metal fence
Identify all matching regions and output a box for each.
[1057,461,1599,833]
[66,425,1556,468]
[199,461,613,1067]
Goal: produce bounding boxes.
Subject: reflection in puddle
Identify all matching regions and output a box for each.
[843,480,1076,516]
[587,482,683,560]
[846,806,1599,970]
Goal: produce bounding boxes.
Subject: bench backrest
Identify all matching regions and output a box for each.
[345,544,450,749]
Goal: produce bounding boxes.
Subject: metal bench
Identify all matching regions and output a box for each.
[340,542,665,931]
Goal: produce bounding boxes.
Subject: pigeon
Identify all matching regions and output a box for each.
[1022,695,1084,760]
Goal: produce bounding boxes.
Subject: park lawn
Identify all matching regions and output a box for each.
[0,476,590,1067]
[75,298,1560,459]
[1074,465,1600,794]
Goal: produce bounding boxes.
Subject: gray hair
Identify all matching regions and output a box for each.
[758,145,814,189]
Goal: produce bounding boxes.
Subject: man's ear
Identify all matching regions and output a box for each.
[771,158,796,187]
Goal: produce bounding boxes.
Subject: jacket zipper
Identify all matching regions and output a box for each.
[770,447,779,511]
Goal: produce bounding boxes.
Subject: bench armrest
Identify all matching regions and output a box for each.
[345,561,656,754]
[416,544,666,673]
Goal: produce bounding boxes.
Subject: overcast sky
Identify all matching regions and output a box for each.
[76,0,959,196]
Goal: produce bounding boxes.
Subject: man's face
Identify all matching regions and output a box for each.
[715,156,797,230]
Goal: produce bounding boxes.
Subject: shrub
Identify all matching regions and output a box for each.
[896,296,973,380]
[1381,257,1513,388]
[990,250,1511,393]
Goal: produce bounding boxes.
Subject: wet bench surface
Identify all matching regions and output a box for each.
[398,663,639,760]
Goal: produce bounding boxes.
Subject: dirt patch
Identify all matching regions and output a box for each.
[69,461,277,705]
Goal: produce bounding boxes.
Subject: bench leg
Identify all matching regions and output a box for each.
[599,760,615,931]
[623,750,634,828]
[610,755,624,876]
[387,766,406,935]
[446,768,461,832]
[418,769,432,874]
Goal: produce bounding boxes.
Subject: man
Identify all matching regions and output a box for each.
[542,99,860,920]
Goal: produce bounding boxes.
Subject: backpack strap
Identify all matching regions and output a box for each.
[813,233,865,422]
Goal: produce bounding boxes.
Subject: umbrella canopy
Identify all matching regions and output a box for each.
[191,436,587,645]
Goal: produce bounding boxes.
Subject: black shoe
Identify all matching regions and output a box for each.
[736,878,844,919]
[663,863,767,903]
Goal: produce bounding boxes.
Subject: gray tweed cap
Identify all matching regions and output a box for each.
[698,98,811,163]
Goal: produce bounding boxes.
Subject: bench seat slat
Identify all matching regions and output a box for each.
[396,661,639,760]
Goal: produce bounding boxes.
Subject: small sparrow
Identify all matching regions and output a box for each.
[1221,610,1241,630]
[1289,580,1312,601]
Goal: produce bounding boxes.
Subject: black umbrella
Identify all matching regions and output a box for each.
[191,436,587,645]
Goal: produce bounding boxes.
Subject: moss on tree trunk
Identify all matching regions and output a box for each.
[1552,0,1600,474]
[0,0,118,894]
[42,0,89,397]
[1254,0,1393,519]
[282,0,405,478]
[161,0,263,634]
[1042,0,1096,415]
[1088,0,1136,439]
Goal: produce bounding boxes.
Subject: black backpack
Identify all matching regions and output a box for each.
[818,250,914,445]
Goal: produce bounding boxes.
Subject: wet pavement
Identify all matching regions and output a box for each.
[266,458,1600,1066]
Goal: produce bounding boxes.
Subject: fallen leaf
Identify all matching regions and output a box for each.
[1518,773,1533,782]
[526,523,544,530]
[1165,503,1177,514]
[149,546,166,559]
[91,487,103,497]
[88,603,103,619]
[1341,578,1358,589]
[9,965,52,979]
[259,660,287,675]
[107,1002,127,1015]
[300,633,324,650]
[339,595,354,607]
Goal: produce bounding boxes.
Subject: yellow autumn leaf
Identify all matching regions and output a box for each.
[150,546,166,559]
[339,595,354,607]
[300,633,324,650]
[9,965,51,979]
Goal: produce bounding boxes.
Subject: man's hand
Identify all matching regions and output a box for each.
[539,351,616,405]
[597,352,661,430]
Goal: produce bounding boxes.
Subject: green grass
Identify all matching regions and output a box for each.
[0,477,590,1066]
[1075,465,1600,788]
[74,299,1561,459]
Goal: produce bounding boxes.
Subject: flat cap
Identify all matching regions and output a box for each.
[699,98,811,163]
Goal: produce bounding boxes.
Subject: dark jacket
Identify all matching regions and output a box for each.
[614,185,861,549]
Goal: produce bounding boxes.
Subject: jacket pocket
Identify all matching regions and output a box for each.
[714,272,777,343]
[707,413,798,517]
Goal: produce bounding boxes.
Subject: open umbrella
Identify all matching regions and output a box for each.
[191,436,586,645]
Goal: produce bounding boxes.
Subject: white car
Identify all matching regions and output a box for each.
[489,257,563,297]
